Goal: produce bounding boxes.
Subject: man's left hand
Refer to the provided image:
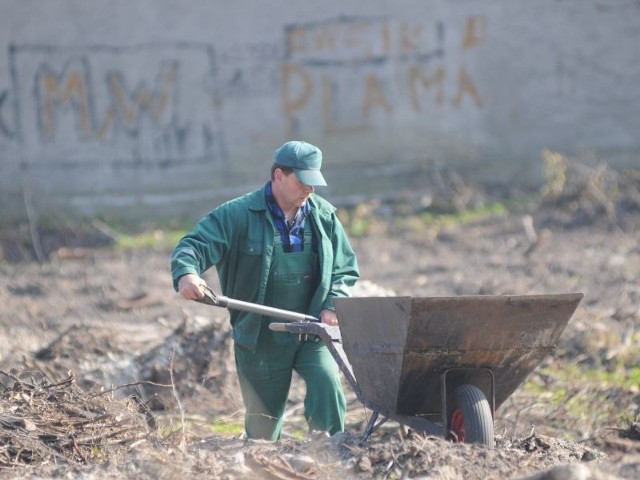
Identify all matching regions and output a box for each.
[319,309,338,326]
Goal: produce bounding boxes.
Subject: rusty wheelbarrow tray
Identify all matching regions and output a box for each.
[198,290,583,446]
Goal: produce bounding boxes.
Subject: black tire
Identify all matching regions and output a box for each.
[448,384,494,446]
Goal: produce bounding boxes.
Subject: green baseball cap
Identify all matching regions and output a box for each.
[273,140,327,187]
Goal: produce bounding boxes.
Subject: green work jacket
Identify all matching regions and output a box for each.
[171,185,360,349]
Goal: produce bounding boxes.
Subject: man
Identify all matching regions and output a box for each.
[170,140,360,440]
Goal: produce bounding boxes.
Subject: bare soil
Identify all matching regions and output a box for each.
[1,163,640,479]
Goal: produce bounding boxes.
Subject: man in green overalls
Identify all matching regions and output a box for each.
[171,140,360,440]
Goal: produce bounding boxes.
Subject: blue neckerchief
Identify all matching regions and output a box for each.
[265,181,311,253]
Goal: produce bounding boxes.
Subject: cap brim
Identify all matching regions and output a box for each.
[294,169,327,187]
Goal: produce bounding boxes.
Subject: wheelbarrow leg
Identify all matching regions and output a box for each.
[362,412,388,439]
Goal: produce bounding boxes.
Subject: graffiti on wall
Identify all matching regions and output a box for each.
[8,43,224,167]
[1,15,485,173]
[281,15,485,134]
[216,42,282,98]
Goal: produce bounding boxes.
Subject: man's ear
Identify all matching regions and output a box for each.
[274,167,288,182]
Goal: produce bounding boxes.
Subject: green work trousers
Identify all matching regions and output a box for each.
[234,325,346,440]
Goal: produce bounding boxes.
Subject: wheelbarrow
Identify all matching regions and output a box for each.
[196,289,583,446]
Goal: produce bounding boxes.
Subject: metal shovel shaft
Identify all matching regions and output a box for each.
[199,287,319,322]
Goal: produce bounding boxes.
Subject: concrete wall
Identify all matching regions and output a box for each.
[1,1,639,222]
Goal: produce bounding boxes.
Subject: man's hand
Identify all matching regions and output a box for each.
[319,309,338,326]
[177,273,207,300]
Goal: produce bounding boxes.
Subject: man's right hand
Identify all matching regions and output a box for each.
[177,273,207,300]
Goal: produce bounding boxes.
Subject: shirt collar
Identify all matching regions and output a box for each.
[265,181,311,223]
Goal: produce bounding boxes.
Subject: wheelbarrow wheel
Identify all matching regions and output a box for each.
[448,384,494,446]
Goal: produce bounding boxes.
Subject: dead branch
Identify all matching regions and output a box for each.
[0,367,151,469]
[92,380,174,397]
[20,180,45,263]
[169,342,187,450]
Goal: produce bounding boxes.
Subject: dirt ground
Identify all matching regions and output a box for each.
[1,161,640,479]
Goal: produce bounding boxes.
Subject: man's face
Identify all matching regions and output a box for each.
[273,168,314,210]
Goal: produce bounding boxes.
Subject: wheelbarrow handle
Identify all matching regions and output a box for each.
[195,287,319,323]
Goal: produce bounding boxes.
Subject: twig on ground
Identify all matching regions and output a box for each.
[91,219,122,243]
[20,180,45,263]
[0,369,36,390]
[93,380,174,397]
[34,325,82,360]
[522,215,551,257]
[169,341,187,450]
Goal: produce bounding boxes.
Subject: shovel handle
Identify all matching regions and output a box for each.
[196,287,319,323]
